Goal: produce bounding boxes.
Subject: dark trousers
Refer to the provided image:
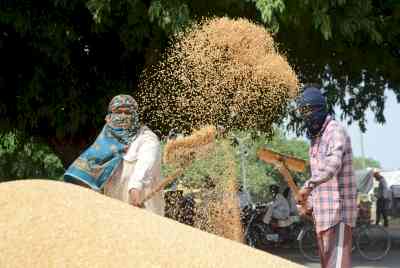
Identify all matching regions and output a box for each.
[376,198,389,227]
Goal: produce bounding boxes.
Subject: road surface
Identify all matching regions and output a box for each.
[271,248,400,268]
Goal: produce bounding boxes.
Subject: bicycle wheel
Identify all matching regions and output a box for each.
[356,225,391,261]
[298,226,320,262]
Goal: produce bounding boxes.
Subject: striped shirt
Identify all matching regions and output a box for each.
[304,116,358,233]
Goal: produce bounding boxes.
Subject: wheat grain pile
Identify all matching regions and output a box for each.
[0,180,304,268]
[136,17,299,136]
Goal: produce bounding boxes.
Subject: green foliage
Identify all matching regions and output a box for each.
[252,0,385,42]
[247,0,285,32]
[353,156,381,170]
[0,132,64,181]
[148,0,191,34]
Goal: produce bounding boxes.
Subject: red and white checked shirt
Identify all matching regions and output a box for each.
[304,116,358,234]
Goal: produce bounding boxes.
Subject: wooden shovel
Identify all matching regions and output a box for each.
[257,148,312,217]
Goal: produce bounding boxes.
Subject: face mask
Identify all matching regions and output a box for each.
[301,106,327,138]
[109,111,136,129]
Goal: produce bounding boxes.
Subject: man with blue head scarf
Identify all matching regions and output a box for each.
[296,85,357,268]
[64,95,165,216]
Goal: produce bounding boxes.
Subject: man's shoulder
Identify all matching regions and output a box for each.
[327,118,343,129]
[139,126,160,144]
[325,118,349,137]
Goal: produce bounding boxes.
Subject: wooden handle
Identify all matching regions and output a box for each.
[274,163,312,219]
[139,169,183,206]
[275,163,299,198]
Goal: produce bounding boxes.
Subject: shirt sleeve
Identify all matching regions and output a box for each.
[128,136,160,191]
[305,126,346,188]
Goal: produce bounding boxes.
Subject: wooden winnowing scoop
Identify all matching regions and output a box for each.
[257,148,311,216]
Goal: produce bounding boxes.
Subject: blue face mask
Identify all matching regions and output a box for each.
[304,106,328,139]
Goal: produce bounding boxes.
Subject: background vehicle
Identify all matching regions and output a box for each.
[241,203,312,253]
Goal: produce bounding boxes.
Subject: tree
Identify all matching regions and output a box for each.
[1,0,151,166]
[250,0,400,131]
[353,156,381,170]
[0,0,255,167]
[0,131,64,181]
[1,0,399,166]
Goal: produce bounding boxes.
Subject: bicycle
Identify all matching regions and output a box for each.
[298,220,391,262]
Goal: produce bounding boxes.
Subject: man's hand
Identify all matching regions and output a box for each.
[297,187,312,204]
[297,187,313,218]
[297,204,310,216]
[129,188,144,208]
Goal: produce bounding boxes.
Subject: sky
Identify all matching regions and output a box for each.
[341,90,399,171]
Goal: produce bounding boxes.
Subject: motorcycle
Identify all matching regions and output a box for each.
[241,203,305,249]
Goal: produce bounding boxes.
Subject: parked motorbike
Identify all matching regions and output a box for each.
[241,203,305,248]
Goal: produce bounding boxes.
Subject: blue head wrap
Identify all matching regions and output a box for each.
[296,86,328,139]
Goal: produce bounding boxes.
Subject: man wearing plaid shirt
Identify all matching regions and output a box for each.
[297,85,358,268]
